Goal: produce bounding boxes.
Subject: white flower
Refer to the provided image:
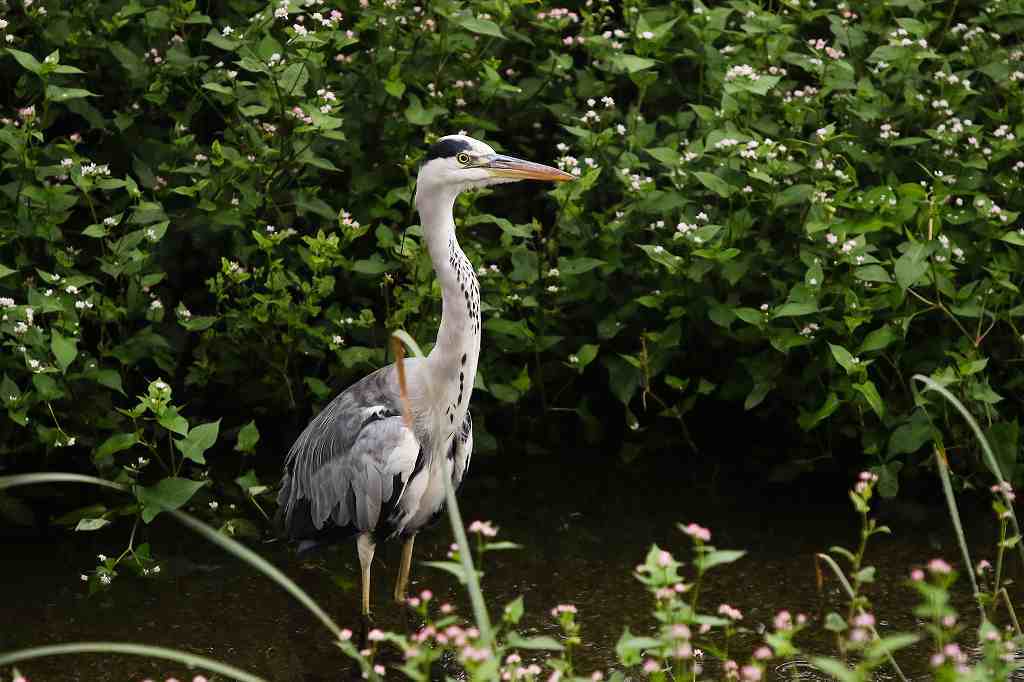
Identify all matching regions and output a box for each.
[100,574,112,585]
[547,268,560,278]
[222,25,233,35]
[80,574,88,581]
[209,501,219,510]
[332,334,344,345]
[546,285,559,293]
[97,554,107,562]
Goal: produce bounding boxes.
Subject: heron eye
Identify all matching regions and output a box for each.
[456,152,472,165]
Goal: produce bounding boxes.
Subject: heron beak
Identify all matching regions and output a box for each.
[483,154,575,182]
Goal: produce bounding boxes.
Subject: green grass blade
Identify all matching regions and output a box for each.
[0,642,266,682]
[0,473,344,642]
[911,374,1024,570]
[0,472,127,493]
[933,448,985,622]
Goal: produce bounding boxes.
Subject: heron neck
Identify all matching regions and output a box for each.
[417,187,481,398]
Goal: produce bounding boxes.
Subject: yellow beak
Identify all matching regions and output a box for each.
[483,154,575,182]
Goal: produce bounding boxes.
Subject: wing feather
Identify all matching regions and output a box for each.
[276,364,424,542]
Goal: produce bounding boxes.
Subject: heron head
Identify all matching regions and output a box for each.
[416,134,574,197]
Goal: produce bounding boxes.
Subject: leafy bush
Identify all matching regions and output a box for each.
[2,0,1024,530]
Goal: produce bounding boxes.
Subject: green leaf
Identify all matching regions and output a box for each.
[94,369,126,396]
[1000,229,1024,246]
[576,344,599,370]
[453,15,505,38]
[503,596,524,624]
[0,264,16,280]
[157,407,189,436]
[866,633,919,660]
[485,318,533,340]
[772,302,818,317]
[609,53,657,73]
[798,392,840,431]
[235,420,260,453]
[95,432,138,463]
[984,420,1019,482]
[859,325,897,353]
[615,628,660,666]
[422,559,475,584]
[895,243,929,289]
[201,82,234,95]
[557,257,605,275]
[695,549,746,571]
[32,374,61,401]
[823,611,848,632]
[136,477,207,523]
[694,171,734,197]
[854,381,885,418]
[810,657,858,682]
[45,85,99,102]
[828,343,857,374]
[174,419,220,464]
[774,184,814,208]
[7,48,43,74]
[638,244,680,272]
[51,331,78,373]
[404,93,445,126]
[888,413,933,456]
[75,517,111,531]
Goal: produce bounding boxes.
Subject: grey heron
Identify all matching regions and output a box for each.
[276,134,573,619]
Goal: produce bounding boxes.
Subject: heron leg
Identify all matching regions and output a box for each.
[394,534,417,603]
[357,533,375,616]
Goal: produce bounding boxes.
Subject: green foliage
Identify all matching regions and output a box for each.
[2,0,1024,554]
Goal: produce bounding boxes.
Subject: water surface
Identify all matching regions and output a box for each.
[0,454,1005,680]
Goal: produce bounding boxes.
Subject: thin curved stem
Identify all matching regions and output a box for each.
[0,642,265,682]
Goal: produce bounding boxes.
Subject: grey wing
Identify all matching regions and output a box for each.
[276,365,426,541]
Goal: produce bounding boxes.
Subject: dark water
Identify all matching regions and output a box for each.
[0,454,1010,681]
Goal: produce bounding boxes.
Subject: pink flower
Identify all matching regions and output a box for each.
[657,550,673,566]
[754,646,772,660]
[853,612,875,627]
[643,659,660,673]
[669,624,691,639]
[910,568,925,581]
[339,628,352,641]
[468,520,498,537]
[773,610,793,630]
[928,558,952,575]
[718,603,743,621]
[681,522,711,542]
[741,665,762,681]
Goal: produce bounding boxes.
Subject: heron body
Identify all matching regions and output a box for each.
[276,135,573,617]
